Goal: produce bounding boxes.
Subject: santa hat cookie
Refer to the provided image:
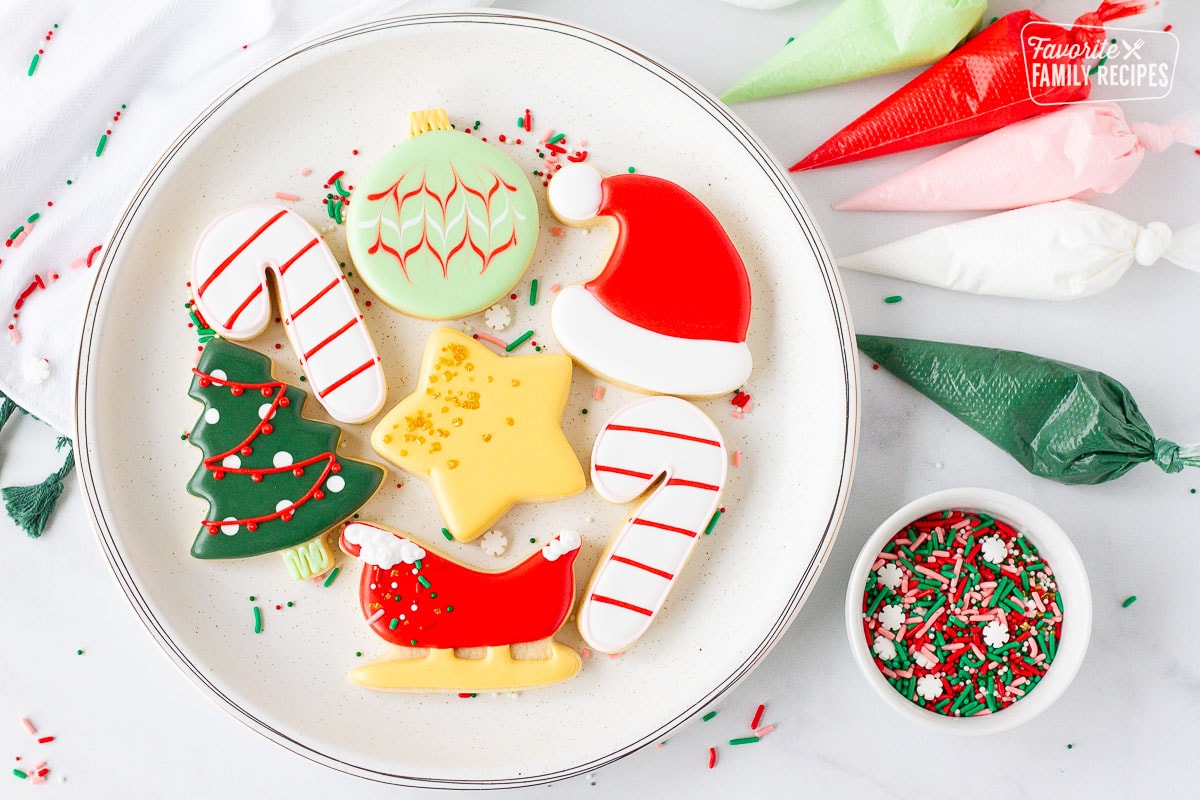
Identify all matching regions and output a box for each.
[547,164,753,397]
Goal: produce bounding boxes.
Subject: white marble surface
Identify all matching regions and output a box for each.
[3,0,1199,796]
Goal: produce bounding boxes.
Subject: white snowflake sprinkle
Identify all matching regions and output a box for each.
[878,604,905,632]
[916,675,944,701]
[480,529,508,557]
[980,535,1007,564]
[22,357,50,385]
[484,303,512,331]
[877,562,903,590]
[983,619,1010,648]
[913,650,937,669]
[872,636,897,661]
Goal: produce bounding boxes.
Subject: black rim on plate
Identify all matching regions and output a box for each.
[73,11,859,789]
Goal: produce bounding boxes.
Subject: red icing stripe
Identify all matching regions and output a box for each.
[303,317,358,360]
[590,594,653,616]
[665,477,720,491]
[278,237,319,275]
[319,357,378,398]
[224,283,263,329]
[198,208,288,296]
[594,465,655,481]
[605,424,721,447]
[610,555,674,580]
[632,518,696,537]
[290,276,342,319]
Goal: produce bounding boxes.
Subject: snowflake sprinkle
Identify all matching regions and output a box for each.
[979,535,1008,564]
[872,636,897,661]
[878,604,905,632]
[484,303,512,331]
[916,675,944,701]
[480,529,508,557]
[982,619,1010,648]
[877,562,903,590]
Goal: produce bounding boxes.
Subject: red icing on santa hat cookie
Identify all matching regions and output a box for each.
[547,163,753,397]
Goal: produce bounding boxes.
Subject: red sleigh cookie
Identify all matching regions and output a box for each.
[339,521,582,691]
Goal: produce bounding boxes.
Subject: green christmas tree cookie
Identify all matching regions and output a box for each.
[186,339,385,567]
[346,108,539,320]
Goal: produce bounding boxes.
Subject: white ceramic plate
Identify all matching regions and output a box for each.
[75,11,857,788]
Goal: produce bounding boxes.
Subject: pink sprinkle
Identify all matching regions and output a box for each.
[549,283,562,293]
[730,408,742,419]
[473,332,508,348]
[550,226,565,237]
[11,227,30,248]
[7,328,19,344]
[754,724,775,738]
[365,608,385,625]
[21,718,36,735]
[32,762,45,772]
[732,450,742,468]
[67,258,87,270]
[607,652,622,661]
[539,128,553,144]
[593,385,605,401]
[580,648,591,659]
[274,191,300,202]
[655,742,664,750]
[876,552,898,560]
[741,399,753,413]
[299,167,311,176]
[913,605,946,638]
[880,665,898,679]
[30,776,45,785]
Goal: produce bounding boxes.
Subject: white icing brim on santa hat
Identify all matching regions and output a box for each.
[551,285,753,397]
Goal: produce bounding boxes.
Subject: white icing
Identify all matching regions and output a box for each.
[191,204,386,423]
[547,163,603,223]
[257,403,275,420]
[204,408,220,425]
[22,358,50,386]
[343,522,425,569]
[220,517,239,535]
[272,451,293,468]
[838,200,1200,301]
[222,454,241,469]
[551,285,752,397]
[326,475,345,493]
[275,499,292,513]
[209,369,228,381]
[578,397,727,653]
[542,530,582,562]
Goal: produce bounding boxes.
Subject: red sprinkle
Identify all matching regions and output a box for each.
[707,747,717,769]
[36,737,54,744]
[750,703,765,730]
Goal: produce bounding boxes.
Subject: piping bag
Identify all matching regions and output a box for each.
[720,0,986,103]
[838,104,1200,211]
[858,334,1200,485]
[839,200,1200,300]
[791,1,1152,171]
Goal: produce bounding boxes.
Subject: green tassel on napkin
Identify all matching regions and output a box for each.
[0,390,75,538]
[858,334,1200,485]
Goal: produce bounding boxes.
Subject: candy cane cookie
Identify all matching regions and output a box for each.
[579,396,728,653]
[192,205,386,423]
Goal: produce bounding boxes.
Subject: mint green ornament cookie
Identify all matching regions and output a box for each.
[347,109,539,320]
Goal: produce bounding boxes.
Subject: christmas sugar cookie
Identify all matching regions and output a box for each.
[191,205,386,424]
[339,521,582,691]
[187,339,385,577]
[346,108,539,320]
[371,327,585,542]
[547,163,752,397]
[578,396,728,653]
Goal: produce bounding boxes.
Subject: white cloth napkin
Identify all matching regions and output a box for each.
[0,0,492,435]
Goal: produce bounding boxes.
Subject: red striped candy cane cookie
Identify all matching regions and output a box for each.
[192,205,385,423]
[579,395,728,653]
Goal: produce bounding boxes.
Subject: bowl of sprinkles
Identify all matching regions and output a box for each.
[846,488,1092,733]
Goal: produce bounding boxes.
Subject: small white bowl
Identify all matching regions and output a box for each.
[845,488,1092,734]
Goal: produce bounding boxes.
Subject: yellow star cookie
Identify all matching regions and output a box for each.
[372,327,585,541]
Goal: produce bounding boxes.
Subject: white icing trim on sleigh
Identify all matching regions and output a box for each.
[343,522,426,569]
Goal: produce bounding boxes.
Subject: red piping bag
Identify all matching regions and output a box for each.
[791,1,1149,172]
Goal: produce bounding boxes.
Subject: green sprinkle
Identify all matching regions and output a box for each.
[332,198,344,224]
[446,606,454,612]
[14,769,28,779]
[76,649,83,655]
[884,295,903,304]
[473,121,481,130]
[95,133,108,157]
[299,375,306,381]
[529,537,536,544]
[355,651,362,657]
[529,278,539,306]
[249,595,256,601]
[414,559,423,570]
[389,618,400,630]
[253,606,263,633]
[627,166,636,173]
[506,329,534,352]
[27,53,39,76]
[702,710,718,722]
[1067,743,1073,749]
[66,179,72,185]
[410,639,418,645]
[442,527,453,541]
[785,36,795,45]
[334,178,350,197]
[8,225,24,241]
[581,408,588,415]
[286,601,294,608]
[728,736,760,745]
[547,133,566,145]
[1192,488,1196,494]
[26,212,39,224]
[517,116,525,129]
[418,575,432,589]
[430,593,437,599]
[1122,595,1138,608]
[703,507,724,535]
[323,567,341,587]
